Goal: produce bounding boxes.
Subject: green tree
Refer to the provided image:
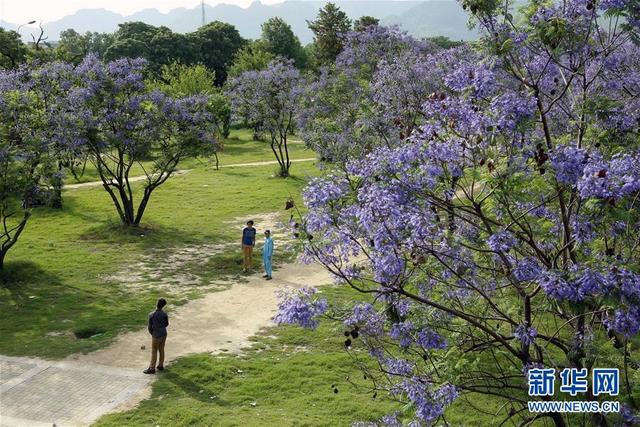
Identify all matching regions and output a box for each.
[0,28,27,68]
[55,29,114,63]
[425,36,464,49]
[261,17,306,68]
[353,16,379,31]
[104,22,158,61]
[105,22,193,73]
[302,43,318,73]
[149,28,195,70]
[228,41,274,77]
[104,37,147,61]
[191,21,246,86]
[156,63,231,140]
[307,3,351,65]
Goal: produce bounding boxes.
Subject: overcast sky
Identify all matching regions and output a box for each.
[0,0,282,24]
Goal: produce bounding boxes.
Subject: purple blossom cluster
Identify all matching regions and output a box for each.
[577,152,640,200]
[344,303,386,337]
[621,405,640,425]
[512,257,541,282]
[273,288,328,330]
[416,328,447,350]
[393,379,458,424]
[514,323,538,345]
[389,321,415,348]
[550,146,587,185]
[487,231,517,252]
[605,306,640,338]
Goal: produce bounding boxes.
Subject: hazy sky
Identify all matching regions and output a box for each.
[0,0,283,24]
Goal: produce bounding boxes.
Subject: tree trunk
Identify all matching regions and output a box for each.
[0,211,30,271]
[283,134,291,176]
[133,187,153,226]
[122,196,137,227]
[270,138,287,177]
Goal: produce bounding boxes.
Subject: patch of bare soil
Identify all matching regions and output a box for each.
[102,212,293,295]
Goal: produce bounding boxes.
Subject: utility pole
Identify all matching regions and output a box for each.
[201,0,205,27]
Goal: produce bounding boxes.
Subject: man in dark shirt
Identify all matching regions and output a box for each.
[242,220,257,272]
[143,298,169,374]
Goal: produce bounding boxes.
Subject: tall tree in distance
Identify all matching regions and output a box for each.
[104,21,158,61]
[0,28,27,68]
[261,17,306,68]
[193,21,246,86]
[105,23,195,73]
[353,15,379,31]
[307,3,351,65]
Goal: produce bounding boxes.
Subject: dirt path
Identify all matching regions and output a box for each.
[1,212,332,426]
[1,260,332,427]
[72,210,331,368]
[67,261,331,368]
[65,158,317,190]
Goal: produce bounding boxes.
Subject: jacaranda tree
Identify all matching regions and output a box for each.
[297,26,439,162]
[227,60,303,177]
[278,0,640,425]
[64,55,218,227]
[0,64,63,269]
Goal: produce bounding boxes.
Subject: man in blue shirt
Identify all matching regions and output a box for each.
[262,230,274,280]
[242,220,256,272]
[144,298,169,374]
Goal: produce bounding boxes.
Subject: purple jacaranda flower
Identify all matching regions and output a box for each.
[514,323,537,345]
[488,231,517,252]
[274,287,328,330]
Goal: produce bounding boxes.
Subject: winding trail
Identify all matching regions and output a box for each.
[2,154,322,426]
[0,260,331,427]
[69,261,331,369]
[1,207,330,426]
[64,158,317,190]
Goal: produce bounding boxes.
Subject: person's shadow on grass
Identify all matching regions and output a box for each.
[159,369,231,406]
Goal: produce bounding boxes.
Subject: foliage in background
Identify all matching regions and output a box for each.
[261,17,307,69]
[307,2,352,66]
[0,28,27,68]
[227,41,275,78]
[156,63,231,139]
[55,29,115,64]
[353,15,380,32]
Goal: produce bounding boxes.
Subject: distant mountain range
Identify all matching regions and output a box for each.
[2,1,478,44]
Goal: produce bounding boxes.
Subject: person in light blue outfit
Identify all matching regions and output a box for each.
[262,230,274,280]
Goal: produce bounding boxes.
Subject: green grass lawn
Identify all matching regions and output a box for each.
[0,131,318,358]
[91,285,534,427]
[69,129,313,184]
[95,286,399,427]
